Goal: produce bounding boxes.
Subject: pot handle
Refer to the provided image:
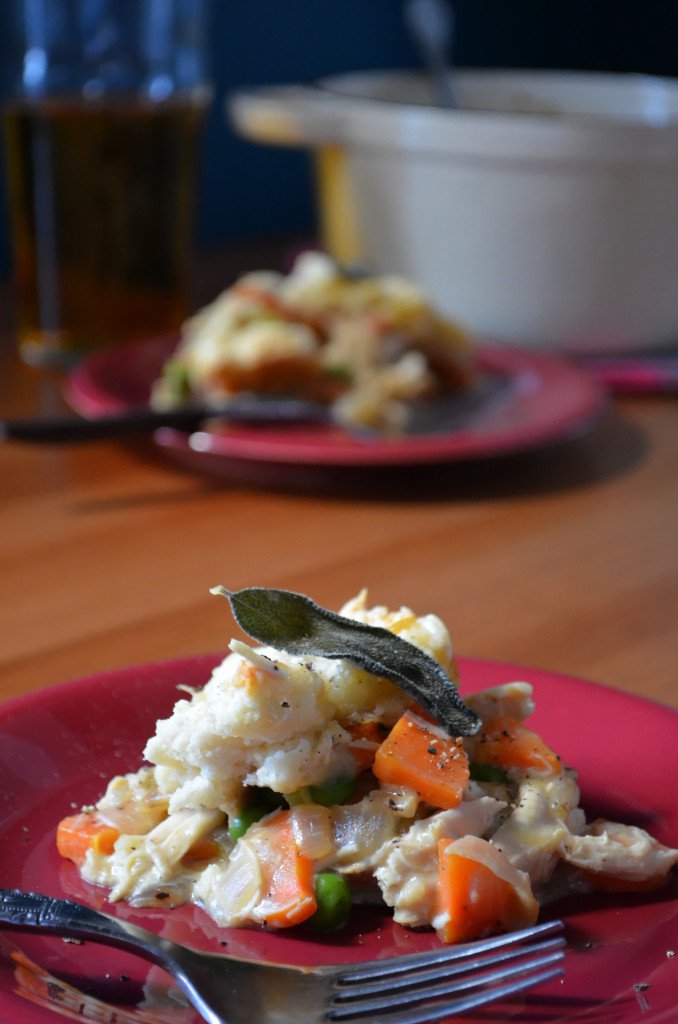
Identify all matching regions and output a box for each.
[227,85,350,147]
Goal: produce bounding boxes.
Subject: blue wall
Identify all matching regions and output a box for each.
[2,0,678,275]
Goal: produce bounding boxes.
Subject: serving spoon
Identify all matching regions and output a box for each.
[404,0,458,108]
[0,374,512,444]
[0,398,330,443]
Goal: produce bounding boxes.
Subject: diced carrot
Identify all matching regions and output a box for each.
[407,702,437,724]
[436,838,538,944]
[251,811,317,928]
[229,282,324,337]
[210,356,331,400]
[183,838,221,863]
[56,812,120,867]
[344,720,388,771]
[474,714,562,776]
[372,710,470,809]
[364,310,390,335]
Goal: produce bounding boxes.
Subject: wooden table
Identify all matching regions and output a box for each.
[1,247,677,715]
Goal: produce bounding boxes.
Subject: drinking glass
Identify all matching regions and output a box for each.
[2,0,212,368]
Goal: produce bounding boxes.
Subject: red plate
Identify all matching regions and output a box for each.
[64,335,606,479]
[1,657,677,1023]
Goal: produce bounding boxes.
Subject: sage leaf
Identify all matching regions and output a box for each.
[212,586,481,737]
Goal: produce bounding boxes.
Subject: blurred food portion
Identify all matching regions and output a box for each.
[151,251,474,432]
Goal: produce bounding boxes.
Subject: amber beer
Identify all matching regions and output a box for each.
[3,96,206,366]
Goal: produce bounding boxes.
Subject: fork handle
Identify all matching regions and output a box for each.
[0,888,173,970]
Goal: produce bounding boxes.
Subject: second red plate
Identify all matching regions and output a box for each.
[65,335,606,475]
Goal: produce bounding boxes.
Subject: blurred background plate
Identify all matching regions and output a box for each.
[64,334,607,482]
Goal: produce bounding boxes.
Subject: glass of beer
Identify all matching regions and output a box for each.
[2,0,212,368]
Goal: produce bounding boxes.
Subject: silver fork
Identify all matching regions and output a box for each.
[0,889,565,1024]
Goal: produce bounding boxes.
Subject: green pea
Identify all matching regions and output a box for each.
[309,873,352,931]
[469,762,508,784]
[325,363,353,382]
[228,789,285,841]
[284,787,312,807]
[162,359,192,402]
[257,787,287,811]
[228,803,268,841]
[308,774,356,807]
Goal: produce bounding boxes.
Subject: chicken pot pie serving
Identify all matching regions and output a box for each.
[57,587,678,942]
[150,252,475,432]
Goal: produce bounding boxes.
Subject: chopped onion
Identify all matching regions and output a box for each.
[377,784,420,817]
[291,805,334,861]
[96,801,168,835]
[127,879,192,908]
[196,839,262,926]
[332,794,400,871]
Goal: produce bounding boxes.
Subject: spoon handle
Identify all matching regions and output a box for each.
[404,0,457,108]
[0,399,328,443]
[0,407,204,442]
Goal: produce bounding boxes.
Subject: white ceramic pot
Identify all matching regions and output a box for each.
[228,69,678,352]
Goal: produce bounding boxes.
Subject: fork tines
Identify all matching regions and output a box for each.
[328,920,565,1023]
